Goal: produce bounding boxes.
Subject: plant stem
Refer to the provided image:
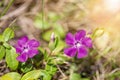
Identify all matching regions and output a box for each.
[42,0,45,30]
[0,0,14,18]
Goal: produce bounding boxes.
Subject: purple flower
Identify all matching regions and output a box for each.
[64,30,92,58]
[15,36,40,62]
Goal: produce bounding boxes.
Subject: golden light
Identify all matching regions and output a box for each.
[104,0,120,13]
[86,0,120,58]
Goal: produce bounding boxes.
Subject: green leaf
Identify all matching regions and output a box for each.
[49,36,59,50]
[54,37,59,48]
[41,71,52,80]
[21,70,41,80]
[45,64,57,75]
[34,19,50,30]
[70,70,90,80]
[3,42,11,49]
[107,71,120,80]
[38,47,45,54]
[5,47,18,70]
[42,29,64,42]
[48,12,61,22]
[47,54,68,65]
[70,73,81,80]
[52,40,66,54]
[54,23,65,38]
[0,34,4,42]
[38,47,48,61]
[3,28,14,41]
[21,62,33,73]
[43,74,51,80]
[34,13,50,30]
[54,54,68,64]
[43,50,49,61]
[81,78,90,80]
[1,72,21,80]
[42,30,53,41]
[0,46,5,60]
[91,28,104,39]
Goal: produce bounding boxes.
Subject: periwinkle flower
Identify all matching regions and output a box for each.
[64,30,92,58]
[15,36,40,62]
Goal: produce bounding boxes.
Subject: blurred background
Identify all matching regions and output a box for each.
[0,0,120,80]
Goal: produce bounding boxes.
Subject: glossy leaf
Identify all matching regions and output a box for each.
[3,28,14,41]
[0,34,4,42]
[3,42,11,49]
[0,46,5,60]
[1,72,21,80]
[5,47,19,70]
[21,70,41,80]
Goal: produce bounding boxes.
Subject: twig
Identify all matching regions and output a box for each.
[109,68,120,76]
[56,64,66,77]
[0,0,32,20]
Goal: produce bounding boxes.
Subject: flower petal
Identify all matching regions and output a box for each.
[75,30,86,41]
[27,39,40,48]
[15,45,22,54]
[65,33,75,45]
[77,46,88,58]
[64,47,77,57]
[16,53,28,62]
[28,49,39,58]
[18,36,28,46]
[82,37,92,48]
